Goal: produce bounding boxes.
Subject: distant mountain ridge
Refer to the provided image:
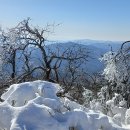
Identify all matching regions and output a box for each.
[45,39,122,73]
[47,39,122,50]
[1,39,123,75]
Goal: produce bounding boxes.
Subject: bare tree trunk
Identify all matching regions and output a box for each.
[45,69,51,80]
[11,50,16,79]
[54,69,59,82]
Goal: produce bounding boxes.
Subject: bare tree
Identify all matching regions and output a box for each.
[0,28,25,81]
[0,19,90,104]
[10,19,89,82]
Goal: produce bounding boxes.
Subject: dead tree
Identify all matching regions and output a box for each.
[10,19,89,82]
[0,19,90,103]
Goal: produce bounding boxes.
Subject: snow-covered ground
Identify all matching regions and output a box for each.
[0,80,129,130]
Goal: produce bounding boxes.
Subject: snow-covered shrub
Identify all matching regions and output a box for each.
[106,94,127,124]
[112,113,122,126]
[89,91,128,126]
[96,42,130,126]
[90,99,108,115]
[125,108,130,125]
[101,42,130,107]
[82,89,93,107]
[101,50,129,84]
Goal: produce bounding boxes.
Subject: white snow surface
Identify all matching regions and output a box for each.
[0,80,129,130]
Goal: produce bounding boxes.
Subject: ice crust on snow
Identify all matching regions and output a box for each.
[0,80,128,130]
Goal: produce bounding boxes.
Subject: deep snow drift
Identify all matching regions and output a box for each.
[0,80,129,130]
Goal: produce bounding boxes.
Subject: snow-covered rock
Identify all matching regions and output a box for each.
[1,80,60,107]
[0,80,129,130]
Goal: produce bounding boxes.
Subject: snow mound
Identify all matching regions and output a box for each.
[0,80,128,130]
[1,80,60,107]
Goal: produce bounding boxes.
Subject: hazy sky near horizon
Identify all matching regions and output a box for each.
[0,0,130,41]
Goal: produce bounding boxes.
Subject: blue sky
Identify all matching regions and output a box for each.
[0,0,130,41]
